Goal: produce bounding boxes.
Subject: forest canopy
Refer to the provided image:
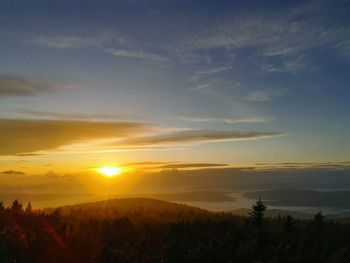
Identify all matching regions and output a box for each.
[1,198,350,262]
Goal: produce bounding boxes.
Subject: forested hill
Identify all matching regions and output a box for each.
[45,198,217,223]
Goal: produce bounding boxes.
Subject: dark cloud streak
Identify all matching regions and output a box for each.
[158,163,228,169]
[0,74,57,96]
[0,118,150,155]
[2,170,25,175]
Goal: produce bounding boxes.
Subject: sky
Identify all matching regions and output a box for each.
[0,0,350,190]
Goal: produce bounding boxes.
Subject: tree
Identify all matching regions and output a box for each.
[312,211,324,229]
[284,215,295,233]
[25,202,32,213]
[249,197,266,226]
[10,199,23,213]
[0,201,5,212]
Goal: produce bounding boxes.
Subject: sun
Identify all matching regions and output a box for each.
[97,166,123,177]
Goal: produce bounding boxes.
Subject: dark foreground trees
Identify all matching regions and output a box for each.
[0,199,350,262]
[249,197,266,226]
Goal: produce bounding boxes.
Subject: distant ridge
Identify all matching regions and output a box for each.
[45,197,214,223]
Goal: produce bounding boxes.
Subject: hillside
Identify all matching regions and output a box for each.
[47,197,345,221]
[45,197,216,223]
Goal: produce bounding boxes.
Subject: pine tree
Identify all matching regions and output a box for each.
[312,211,324,229]
[11,199,23,213]
[249,197,266,226]
[284,215,295,233]
[0,201,5,213]
[25,202,32,213]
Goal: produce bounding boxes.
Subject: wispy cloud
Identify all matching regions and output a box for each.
[245,88,287,102]
[0,74,59,96]
[30,34,168,62]
[123,161,171,167]
[112,129,284,147]
[14,108,143,121]
[158,163,228,169]
[173,2,350,73]
[190,77,233,95]
[0,118,150,155]
[255,55,309,74]
[179,116,273,124]
[29,32,128,49]
[107,49,168,62]
[191,65,231,81]
[30,35,99,49]
[191,83,214,94]
[335,38,350,59]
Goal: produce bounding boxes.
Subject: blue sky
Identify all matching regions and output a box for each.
[0,0,350,174]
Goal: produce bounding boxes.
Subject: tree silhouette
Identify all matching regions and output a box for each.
[10,199,23,213]
[312,211,324,229]
[0,201,5,213]
[284,215,295,233]
[249,197,266,226]
[313,211,324,223]
[25,202,32,213]
[0,198,350,262]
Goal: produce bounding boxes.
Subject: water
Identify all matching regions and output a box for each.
[180,192,350,217]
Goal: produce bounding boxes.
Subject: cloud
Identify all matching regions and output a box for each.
[0,74,58,96]
[29,34,167,62]
[119,162,228,170]
[108,49,167,62]
[175,14,301,69]
[158,163,228,169]
[29,32,129,49]
[192,66,231,81]
[255,55,309,74]
[190,76,233,95]
[14,108,142,121]
[191,83,213,94]
[173,2,350,72]
[16,1,350,72]
[2,170,25,175]
[123,161,171,166]
[113,129,284,147]
[30,35,99,48]
[0,118,150,155]
[245,88,286,102]
[15,153,44,157]
[335,39,350,59]
[179,116,273,124]
[254,162,350,170]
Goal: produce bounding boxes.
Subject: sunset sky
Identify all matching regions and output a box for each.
[0,0,350,185]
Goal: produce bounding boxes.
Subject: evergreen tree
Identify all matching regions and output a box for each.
[249,197,266,226]
[0,201,5,214]
[313,211,324,223]
[312,211,324,229]
[25,202,32,213]
[284,215,295,233]
[10,199,23,213]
